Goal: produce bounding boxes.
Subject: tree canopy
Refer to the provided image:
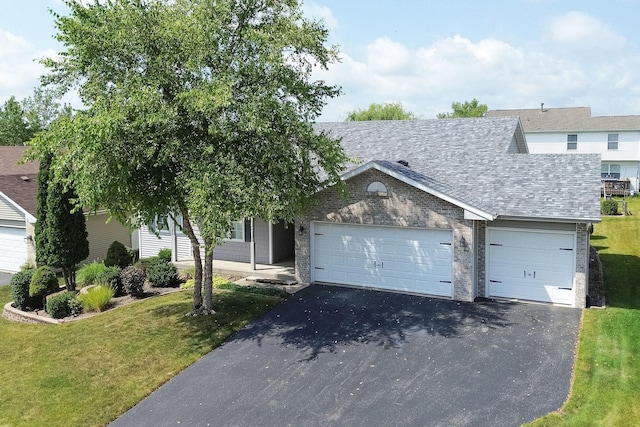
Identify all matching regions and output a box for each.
[437,98,488,118]
[345,102,417,121]
[29,0,347,314]
[0,88,70,146]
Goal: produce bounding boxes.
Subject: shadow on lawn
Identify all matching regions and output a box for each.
[231,285,515,361]
[599,253,640,309]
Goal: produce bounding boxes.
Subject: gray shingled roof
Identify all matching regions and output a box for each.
[315,117,601,222]
[487,107,640,132]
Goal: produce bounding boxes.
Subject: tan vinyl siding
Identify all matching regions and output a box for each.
[0,196,23,222]
[84,213,132,264]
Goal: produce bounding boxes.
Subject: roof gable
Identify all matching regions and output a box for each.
[0,147,39,219]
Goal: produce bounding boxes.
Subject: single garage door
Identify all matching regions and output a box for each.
[487,228,575,305]
[312,222,453,297]
[0,226,28,272]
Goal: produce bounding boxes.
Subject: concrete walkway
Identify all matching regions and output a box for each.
[173,259,295,282]
[111,285,582,427]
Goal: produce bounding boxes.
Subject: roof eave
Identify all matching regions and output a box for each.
[494,215,601,224]
[0,191,36,223]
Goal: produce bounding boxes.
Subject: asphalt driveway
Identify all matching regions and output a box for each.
[111,285,582,427]
[0,272,12,286]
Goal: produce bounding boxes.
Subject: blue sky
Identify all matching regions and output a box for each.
[2,0,640,121]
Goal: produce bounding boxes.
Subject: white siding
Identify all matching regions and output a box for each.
[0,195,23,222]
[84,213,132,264]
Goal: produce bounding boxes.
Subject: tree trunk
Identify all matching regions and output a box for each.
[61,266,75,292]
[202,237,214,314]
[180,211,203,313]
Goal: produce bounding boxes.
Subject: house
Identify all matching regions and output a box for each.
[135,217,294,265]
[487,106,640,195]
[295,117,601,309]
[0,146,132,272]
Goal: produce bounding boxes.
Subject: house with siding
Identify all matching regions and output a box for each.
[295,117,600,308]
[136,217,294,265]
[487,106,640,194]
[0,146,131,272]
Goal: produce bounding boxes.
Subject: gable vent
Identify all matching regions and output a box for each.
[397,160,409,167]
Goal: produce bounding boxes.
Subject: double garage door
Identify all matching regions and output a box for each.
[312,222,453,297]
[0,226,27,272]
[486,228,576,305]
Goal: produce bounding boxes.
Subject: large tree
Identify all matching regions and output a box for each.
[437,98,488,118]
[345,102,417,121]
[29,0,347,314]
[0,97,31,145]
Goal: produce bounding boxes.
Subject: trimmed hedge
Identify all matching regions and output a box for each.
[120,266,146,297]
[96,266,124,296]
[602,199,619,215]
[146,261,178,287]
[29,266,60,308]
[157,248,172,262]
[10,269,35,310]
[46,291,82,319]
[105,240,133,269]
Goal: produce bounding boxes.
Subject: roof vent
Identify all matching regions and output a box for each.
[541,102,545,112]
[20,176,30,182]
[397,160,409,167]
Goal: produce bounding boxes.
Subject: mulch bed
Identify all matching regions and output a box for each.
[588,246,605,308]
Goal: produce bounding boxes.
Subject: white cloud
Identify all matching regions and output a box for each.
[302,1,339,32]
[314,25,640,121]
[0,28,49,102]
[548,11,626,50]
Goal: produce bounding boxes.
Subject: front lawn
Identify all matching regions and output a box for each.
[529,197,640,426]
[0,286,282,426]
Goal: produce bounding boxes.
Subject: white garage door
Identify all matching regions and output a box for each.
[312,222,453,297]
[487,228,575,305]
[0,226,28,272]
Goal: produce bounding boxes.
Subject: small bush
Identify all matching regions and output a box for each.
[46,291,82,319]
[10,269,35,310]
[157,248,172,262]
[96,266,124,296]
[180,279,194,289]
[79,286,114,312]
[178,267,195,282]
[146,261,178,287]
[77,262,108,288]
[104,240,133,269]
[120,266,146,297]
[601,199,619,215]
[29,266,60,308]
[134,256,164,271]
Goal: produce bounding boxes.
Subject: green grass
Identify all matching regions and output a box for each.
[0,286,282,426]
[528,196,640,426]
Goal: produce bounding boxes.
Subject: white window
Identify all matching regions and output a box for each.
[608,133,619,150]
[151,215,170,234]
[567,134,577,150]
[601,164,621,179]
[228,220,245,241]
[366,181,388,196]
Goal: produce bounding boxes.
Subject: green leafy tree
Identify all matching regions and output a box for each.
[0,97,31,145]
[345,102,417,121]
[21,87,72,134]
[29,0,346,314]
[437,98,488,118]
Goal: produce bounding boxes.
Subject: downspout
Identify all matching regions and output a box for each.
[250,218,256,271]
[171,217,178,262]
[268,222,274,265]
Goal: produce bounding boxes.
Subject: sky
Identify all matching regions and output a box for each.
[2,0,640,121]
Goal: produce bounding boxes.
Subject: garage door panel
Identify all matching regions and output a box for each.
[312,223,453,297]
[487,228,575,305]
[0,226,28,272]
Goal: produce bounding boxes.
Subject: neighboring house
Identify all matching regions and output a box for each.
[0,146,131,272]
[136,216,294,265]
[295,117,600,309]
[487,106,640,194]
